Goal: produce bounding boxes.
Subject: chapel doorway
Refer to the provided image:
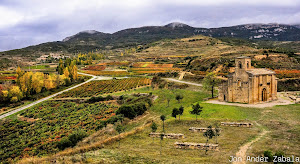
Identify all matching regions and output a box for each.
[262,88,267,101]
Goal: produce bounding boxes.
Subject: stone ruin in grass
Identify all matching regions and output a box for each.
[189,127,221,133]
[149,132,184,139]
[174,142,219,151]
[221,122,253,127]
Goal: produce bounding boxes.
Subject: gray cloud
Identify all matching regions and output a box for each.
[0,0,300,51]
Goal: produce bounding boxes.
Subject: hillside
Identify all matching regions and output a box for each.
[2,22,300,57]
[130,35,300,71]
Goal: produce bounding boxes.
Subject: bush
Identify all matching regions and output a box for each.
[263,150,273,162]
[88,95,115,103]
[57,138,72,150]
[116,105,136,119]
[56,130,87,150]
[116,102,148,119]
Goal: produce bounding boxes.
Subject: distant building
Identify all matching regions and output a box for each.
[218,56,277,104]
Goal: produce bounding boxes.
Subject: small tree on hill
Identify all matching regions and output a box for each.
[151,122,158,143]
[203,125,215,155]
[116,124,125,148]
[160,115,166,132]
[203,72,220,98]
[160,133,164,155]
[163,90,174,107]
[215,124,221,144]
[190,103,203,121]
[175,94,183,103]
[172,108,179,120]
[178,106,184,120]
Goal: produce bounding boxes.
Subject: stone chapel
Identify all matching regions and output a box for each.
[218,56,277,104]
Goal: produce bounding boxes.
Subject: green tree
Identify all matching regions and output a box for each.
[215,125,221,144]
[57,59,64,75]
[151,122,158,143]
[203,72,220,98]
[178,106,184,120]
[203,125,215,155]
[160,133,164,155]
[160,115,166,132]
[116,124,125,148]
[172,108,179,120]
[175,94,183,103]
[190,103,203,121]
[162,90,174,107]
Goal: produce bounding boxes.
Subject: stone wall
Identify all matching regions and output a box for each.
[174,142,219,151]
[149,132,184,139]
[189,127,220,133]
[221,122,253,127]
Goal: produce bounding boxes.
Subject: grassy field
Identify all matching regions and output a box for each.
[23,65,50,69]
[248,104,300,159]
[56,86,300,164]
[7,81,300,163]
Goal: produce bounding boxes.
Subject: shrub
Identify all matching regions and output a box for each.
[263,150,273,162]
[116,105,136,119]
[56,130,87,150]
[57,138,72,150]
[116,102,148,119]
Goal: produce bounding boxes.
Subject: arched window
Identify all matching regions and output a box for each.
[238,62,242,69]
[238,80,242,87]
[247,62,249,69]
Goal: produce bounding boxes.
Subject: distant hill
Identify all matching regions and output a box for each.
[62,23,300,49]
[2,22,300,57]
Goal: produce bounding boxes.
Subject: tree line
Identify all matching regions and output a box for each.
[1,60,79,103]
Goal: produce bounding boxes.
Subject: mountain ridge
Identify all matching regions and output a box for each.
[2,22,300,55]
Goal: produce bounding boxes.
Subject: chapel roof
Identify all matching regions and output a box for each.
[236,56,251,59]
[246,68,275,75]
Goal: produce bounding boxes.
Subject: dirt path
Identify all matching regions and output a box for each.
[232,122,268,164]
[163,78,203,86]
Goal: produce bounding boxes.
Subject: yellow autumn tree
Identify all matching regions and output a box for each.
[58,74,67,86]
[44,74,55,90]
[32,72,44,93]
[68,61,78,81]
[63,68,70,78]
[50,74,58,89]
[18,72,33,96]
[9,86,23,102]
[16,66,24,86]
[1,90,9,101]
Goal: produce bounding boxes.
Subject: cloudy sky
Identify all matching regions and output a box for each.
[1,0,300,51]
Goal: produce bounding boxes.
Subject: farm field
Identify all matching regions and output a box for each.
[129,63,182,74]
[80,70,131,76]
[56,77,151,98]
[0,71,16,82]
[274,69,300,79]
[23,65,50,69]
[0,100,120,162]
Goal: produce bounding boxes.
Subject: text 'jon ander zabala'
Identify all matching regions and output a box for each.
[229,155,300,163]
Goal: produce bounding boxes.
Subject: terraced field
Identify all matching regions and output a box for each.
[56,77,151,98]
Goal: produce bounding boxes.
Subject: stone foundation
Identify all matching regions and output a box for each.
[174,142,219,151]
[189,127,220,133]
[221,122,253,127]
[149,132,184,139]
